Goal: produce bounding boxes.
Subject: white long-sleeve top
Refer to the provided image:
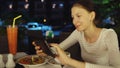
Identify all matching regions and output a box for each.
[59,28,120,68]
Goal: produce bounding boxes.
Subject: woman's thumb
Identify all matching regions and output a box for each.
[50,43,62,53]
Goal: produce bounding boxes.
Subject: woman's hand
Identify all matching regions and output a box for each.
[32,41,47,56]
[51,43,85,68]
[50,43,71,65]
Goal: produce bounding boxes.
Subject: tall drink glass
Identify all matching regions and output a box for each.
[7,25,18,55]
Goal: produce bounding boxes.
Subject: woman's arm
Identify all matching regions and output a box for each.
[51,43,85,68]
[51,29,120,68]
[52,42,115,68]
[105,29,120,68]
[59,30,79,50]
[84,29,120,68]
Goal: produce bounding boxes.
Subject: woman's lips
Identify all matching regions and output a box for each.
[75,24,80,28]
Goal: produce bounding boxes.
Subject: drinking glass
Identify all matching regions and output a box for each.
[7,25,18,55]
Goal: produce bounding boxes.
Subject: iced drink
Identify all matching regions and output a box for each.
[7,25,18,55]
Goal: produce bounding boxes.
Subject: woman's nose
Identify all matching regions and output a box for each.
[73,18,78,24]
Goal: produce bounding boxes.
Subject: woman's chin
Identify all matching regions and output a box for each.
[76,28,83,32]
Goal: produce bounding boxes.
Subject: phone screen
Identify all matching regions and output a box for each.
[35,40,56,58]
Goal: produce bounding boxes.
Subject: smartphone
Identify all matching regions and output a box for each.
[34,40,56,58]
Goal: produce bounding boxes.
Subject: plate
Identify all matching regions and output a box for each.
[17,55,46,68]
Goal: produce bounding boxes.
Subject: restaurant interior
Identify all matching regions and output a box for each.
[0,0,120,63]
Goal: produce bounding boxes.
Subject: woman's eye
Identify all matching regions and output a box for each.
[77,15,81,18]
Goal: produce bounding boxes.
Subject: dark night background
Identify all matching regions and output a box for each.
[0,0,120,55]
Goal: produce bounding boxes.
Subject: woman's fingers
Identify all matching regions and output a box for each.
[32,41,37,46]
[50,43,65,56]
[36,50,42,54]
[32,41,46,56]
[50,43,70,65]
[32,41,41,50]
[35,46,40,50]
[36,50,47,56]
[50,43,63,53]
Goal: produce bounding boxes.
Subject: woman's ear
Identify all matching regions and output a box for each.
[90,11,95,21]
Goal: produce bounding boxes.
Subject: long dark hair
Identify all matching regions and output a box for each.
[72,0,102,27]
[73,0,94,12]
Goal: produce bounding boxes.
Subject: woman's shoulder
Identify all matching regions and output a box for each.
[102,28,116,34]
[69,29,83,38]
[102,28,117,37]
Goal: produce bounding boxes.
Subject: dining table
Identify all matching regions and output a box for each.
[15,63,62,68]
[2,52,73,68]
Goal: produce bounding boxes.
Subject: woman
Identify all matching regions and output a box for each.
[33,0,120,68]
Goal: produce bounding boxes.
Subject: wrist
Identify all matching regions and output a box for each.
[65,57,73,65]
[66,58,85,68]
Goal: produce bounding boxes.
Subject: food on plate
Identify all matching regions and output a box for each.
[18,55,45,65]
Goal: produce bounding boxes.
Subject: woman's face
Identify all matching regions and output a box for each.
[71,6,94,31]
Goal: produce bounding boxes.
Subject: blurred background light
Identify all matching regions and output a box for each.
[59,3,64,8]
[41,0,44,3]
[25,0,28,3]
[52,3,56,9]
[43,18,47,23]
[24,3,29,9]
[9,4,13,9]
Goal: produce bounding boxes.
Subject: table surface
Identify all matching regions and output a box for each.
[15,63,74,68]
[2,52,73,68]
[2,52,62,68]
[15,63,62,68]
